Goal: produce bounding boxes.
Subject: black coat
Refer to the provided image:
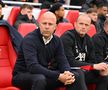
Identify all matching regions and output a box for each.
[14,13,38,29]
[0,20,23,53]
[92,31,108,62]
[13,28,71,79]
[61,29,96,67]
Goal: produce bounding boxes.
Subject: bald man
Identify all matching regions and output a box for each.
[61,14,108,90]
[12,12,86,90]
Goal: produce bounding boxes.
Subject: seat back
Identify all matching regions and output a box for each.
[18,23,37,37]
[7,7,20,26]
[0,26,16,87]
[37,9,47,22]
[87,24,96,37]
[54,23,74,37]
[66,10,79,25]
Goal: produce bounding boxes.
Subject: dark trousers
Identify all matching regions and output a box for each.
[76,69,108,90]
[12,71,87,90]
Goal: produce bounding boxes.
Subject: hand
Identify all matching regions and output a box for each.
[64,75,75,85]
[100,64,108,76]
[93,62,108,71]
[58,71,75,85]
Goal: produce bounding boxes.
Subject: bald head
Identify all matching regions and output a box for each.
[39,11,57,39]
[76,14,91,23]
[39,11,57,23]
[74,14,91,37]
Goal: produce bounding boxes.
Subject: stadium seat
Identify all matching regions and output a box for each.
[18,23,37,37]
[87,24,96,37]
[54,23,74,37]
[66,10,79,25]
[7,7,20,26]
[37,9,47,22]
[0,26,20,90]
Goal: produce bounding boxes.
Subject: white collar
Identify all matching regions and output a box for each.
[42,35,53,45]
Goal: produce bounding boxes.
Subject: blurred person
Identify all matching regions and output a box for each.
[12,12,87,90]
[96,3,108,33]
[40,1,51,9]
[0,0,7,7]
[0,4,3,20]
[86,8,98,32]
[92,19,108,63]
[14,4,38,29]
[61,14,108,90]
[80,0,108,12]
[49,2,68,24]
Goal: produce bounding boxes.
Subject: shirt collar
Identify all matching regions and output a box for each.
[42,35,53,45]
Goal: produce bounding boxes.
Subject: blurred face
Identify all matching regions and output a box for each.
[26,8,33,20]
[88,12,98,22]
[99,6,108,16]
[39,12,56,39]
[74,15,91,37]
[55,6,65,18]
[21,8,33,20]
[104,23,108,35]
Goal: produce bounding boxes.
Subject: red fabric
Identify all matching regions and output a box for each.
[18,23,37,37]
[0,87,20,90]
[87,24,96,37]
[7,7,20,26]
[0,26,20,89]
[66,10,79,25]
[54,23,74,37]
[80,65,94,71]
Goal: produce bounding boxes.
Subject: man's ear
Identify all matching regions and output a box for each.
[55,11,58,15]
[54,24,57,30]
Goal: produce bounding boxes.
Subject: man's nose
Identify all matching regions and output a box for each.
[45,24,50,28]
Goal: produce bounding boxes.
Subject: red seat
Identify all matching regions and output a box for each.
[18,23,37,37]
[66,10,79,25]
[54,23,74,37]
[0,26,20,90]
[7,7,20,26]
[37,9,47,22]
[87,24,96,37]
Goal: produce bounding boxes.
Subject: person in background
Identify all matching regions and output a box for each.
[14,4,38,29]
[40,1,51,9]
[92,19,108,63]
[61,14,108,90]
[96,3,108,33]
[0,0,7,7]
[12,11,87,90]
[49,2,68,24]
[86,8,98,32]
[0,4,3,20]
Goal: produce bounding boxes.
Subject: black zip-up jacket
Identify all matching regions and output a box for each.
[13,28,71,80]
[92,31,108,62]
[0,20,22,53]
[14,13,38,29]
[61,29,96,67]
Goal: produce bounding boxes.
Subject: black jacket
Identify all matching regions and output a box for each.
[61,29,96,67]
[92,31,108,62]
[80,0,108,12]
[96,15,106,33]
[0,20,22,53]
[14,13,38,29]
[13,28,71,80]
